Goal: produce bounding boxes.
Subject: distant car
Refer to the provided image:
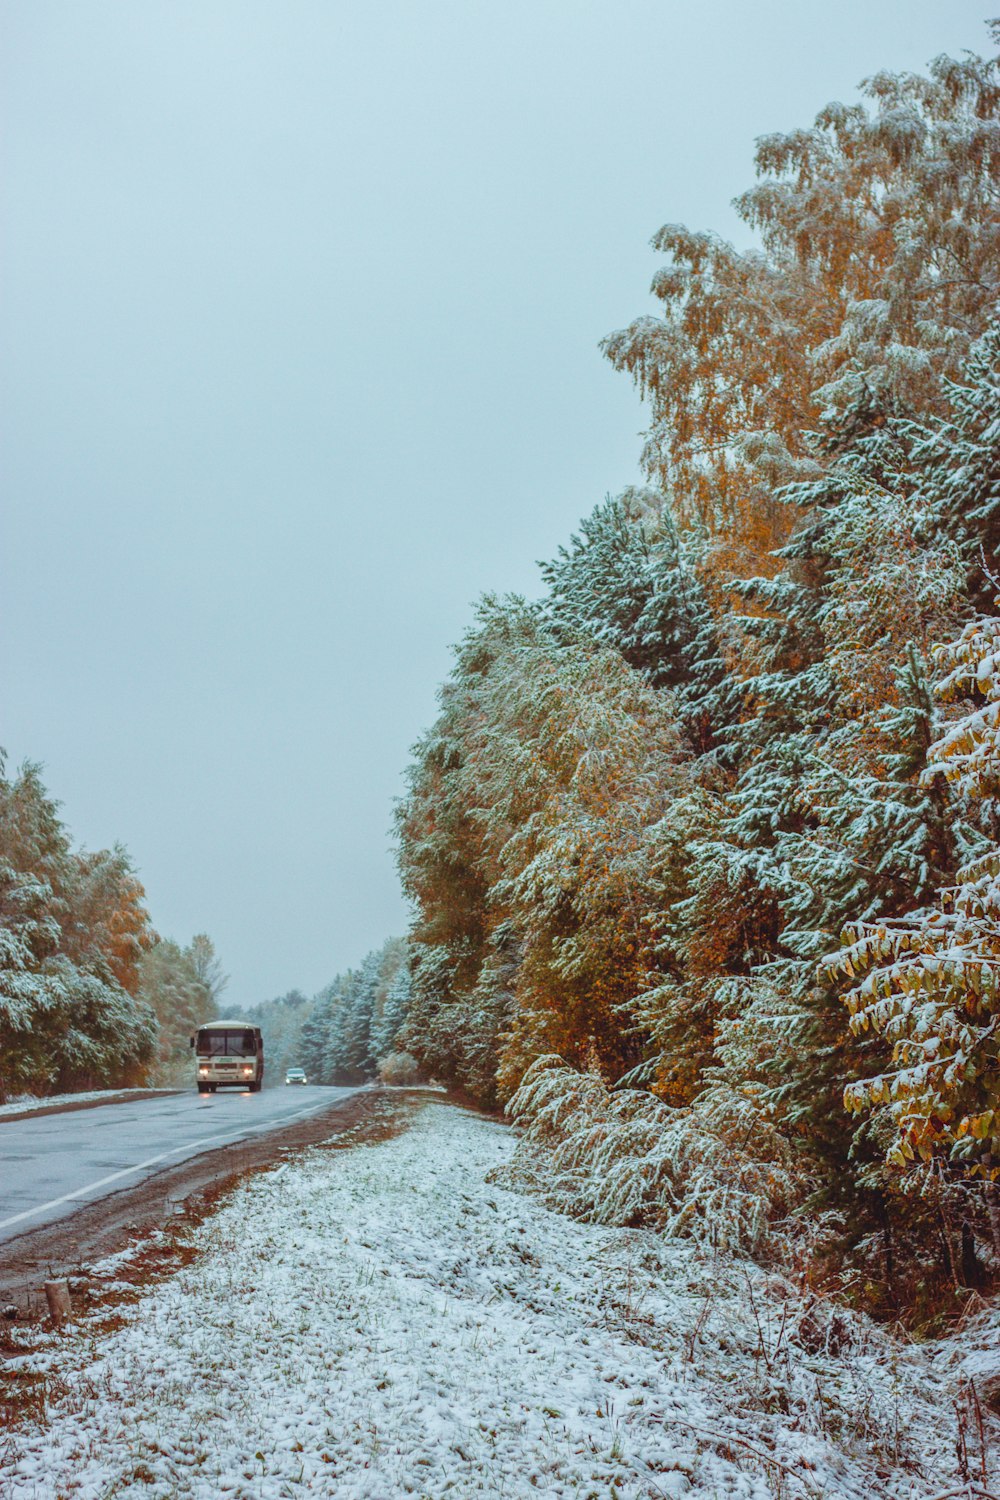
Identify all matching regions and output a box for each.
[285,1068,307,1085]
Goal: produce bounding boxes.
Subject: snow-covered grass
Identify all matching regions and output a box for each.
[0,1088,178,1120]
[1,1103,996,1498]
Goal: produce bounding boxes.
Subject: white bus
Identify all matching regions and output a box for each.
[191,1021,264,1093]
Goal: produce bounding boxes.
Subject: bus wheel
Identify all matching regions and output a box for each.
[209,1084,218,1092]
[198,1083,209,1094]
[249,1079,261,1093]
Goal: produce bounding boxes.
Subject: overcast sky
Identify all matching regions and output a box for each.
[1,1,991,1005]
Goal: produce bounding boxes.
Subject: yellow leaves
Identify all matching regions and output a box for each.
[957,1110,996,1141]
[844,1082,866,1114]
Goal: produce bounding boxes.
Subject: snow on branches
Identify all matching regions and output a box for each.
[825,606,1000,1177]
[501,1055,815,1259]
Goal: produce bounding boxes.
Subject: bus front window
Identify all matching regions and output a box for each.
[197,1029,257,1056]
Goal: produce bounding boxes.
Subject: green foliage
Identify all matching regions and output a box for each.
[827,608,1000,1178]
[502,1055,815,1258]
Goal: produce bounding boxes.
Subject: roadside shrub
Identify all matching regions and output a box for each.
[378,1050,422,1086]
[500,1055,821,1259]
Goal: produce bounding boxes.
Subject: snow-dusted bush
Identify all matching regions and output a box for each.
[502,1055,816,1258]
[378,1050,422,1086]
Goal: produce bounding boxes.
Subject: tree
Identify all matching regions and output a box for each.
[0,757,157,1099]
[296,942,411,1087]
[541,494,735,756]
[914,317,1000,599]
[369,938,410,1063]
[139,937,216,1084]
[399,597,690,1099]
[392,23,1000,1310]
[603,35,1000,565]
[188,933,229,1011]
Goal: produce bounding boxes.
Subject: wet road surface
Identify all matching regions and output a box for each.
[0,1085,362,1243]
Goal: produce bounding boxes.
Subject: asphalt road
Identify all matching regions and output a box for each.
[0,1084,362,1245]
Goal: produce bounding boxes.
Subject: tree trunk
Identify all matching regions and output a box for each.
[961,1220,984,1289]
[939,1210,959,1290]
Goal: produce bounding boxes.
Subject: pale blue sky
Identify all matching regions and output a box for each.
[1,1,991,1002]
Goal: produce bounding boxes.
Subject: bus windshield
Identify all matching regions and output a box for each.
[197,1029,257,1056]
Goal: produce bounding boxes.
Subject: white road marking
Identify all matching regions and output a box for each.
[0,1095,352,1233]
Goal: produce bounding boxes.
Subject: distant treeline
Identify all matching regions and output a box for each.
[0,755,226,1101]
[236,939,413,1088]
[395,32,1000,1318]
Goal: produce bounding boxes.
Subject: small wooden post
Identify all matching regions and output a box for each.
[44,1279,72,1324]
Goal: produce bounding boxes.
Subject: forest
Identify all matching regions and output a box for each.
[237,939,413,1087]
[395,31,1000,1320]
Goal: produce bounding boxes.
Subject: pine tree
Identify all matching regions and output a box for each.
[913,318,1000,600]
[299,983,338,1085]
[369,940,411,1063]
[541,493,735,755]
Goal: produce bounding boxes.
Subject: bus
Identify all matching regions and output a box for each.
[190,1021,264,1093]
